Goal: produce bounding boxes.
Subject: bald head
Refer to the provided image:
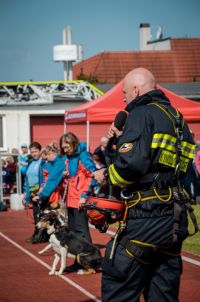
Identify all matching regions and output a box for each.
[123,68,156,104]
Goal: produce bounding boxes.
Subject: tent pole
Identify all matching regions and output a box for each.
[86,120,90,152]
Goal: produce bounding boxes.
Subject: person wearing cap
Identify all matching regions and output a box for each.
[19,143,29,192]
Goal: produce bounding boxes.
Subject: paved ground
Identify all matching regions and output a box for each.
[0,209,200,302]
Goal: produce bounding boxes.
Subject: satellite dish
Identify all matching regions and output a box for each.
[156,26,163,40]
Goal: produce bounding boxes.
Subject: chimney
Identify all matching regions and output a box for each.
[139,23,151,51]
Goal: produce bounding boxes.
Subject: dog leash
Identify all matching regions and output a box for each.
[24,203,35,224]
[60,176,69,227]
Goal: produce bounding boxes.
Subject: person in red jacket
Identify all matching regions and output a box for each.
[59,132,97,273]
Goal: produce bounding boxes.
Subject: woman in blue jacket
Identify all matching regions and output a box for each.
[34,142,66,206]
[25,142,43,243]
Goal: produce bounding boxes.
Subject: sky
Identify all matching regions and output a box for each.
[0,0,200,82]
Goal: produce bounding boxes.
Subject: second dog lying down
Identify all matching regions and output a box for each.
[37,210,102,276]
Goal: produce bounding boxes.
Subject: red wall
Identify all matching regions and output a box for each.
[66,122,111,153]
[30,116,64,147]
[31,117,200,153]
[188,122,200,142]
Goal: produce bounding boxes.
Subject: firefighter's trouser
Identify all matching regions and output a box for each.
[102,240,182,302]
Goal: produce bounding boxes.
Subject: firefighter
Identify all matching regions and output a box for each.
[93,67,198,302]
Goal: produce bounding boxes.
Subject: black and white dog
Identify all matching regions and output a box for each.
[37,210,102,276]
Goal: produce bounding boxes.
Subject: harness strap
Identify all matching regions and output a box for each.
[120,237,157,265]
[121,187,173,208]
[120,237,181,265]
[109,202,128,260]
[149,102,199,237]
[60,177,69,227]
[174,188,199,236]
[173,201,182,243]
[184,199,199,235]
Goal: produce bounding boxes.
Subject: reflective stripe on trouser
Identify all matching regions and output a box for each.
[102,240,182,302]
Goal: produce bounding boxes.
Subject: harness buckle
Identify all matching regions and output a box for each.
[120,189,137,200]
[121,189,134,200]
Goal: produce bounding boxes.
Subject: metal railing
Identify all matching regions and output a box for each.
[0,80,104,105]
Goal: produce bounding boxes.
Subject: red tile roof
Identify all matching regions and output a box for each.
[73,38,200,83]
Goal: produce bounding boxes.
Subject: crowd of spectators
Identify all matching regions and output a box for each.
[1,144,29,196]
[2,153,17,195]
[1,135,200,206]
[0,131,200,271]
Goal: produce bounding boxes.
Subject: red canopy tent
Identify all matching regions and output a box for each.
[65,81,200,151]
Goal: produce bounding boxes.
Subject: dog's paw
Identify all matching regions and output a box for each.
[77,269,85,275]
[77,268,96,275]
[38,250,44,255]
[49,271,55,276]
[55,270,63,276]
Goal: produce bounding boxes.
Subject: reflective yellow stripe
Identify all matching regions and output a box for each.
[158,149,190,172]
[126,241,180,258]
[125,249,150,265]
[181,141,195,159]
[151,133,176,152]
[159,149,176,168]
[108,164,133,188]
[0,80,104,95]
[0,80,85,85]
[149,103,195,159]
[151,142,176,152]
[130,239,157,248]
[127,194,172,208]
[152,133,195,160]
[153,133,176,143]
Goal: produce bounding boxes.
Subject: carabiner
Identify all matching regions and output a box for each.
[120,189,135,200]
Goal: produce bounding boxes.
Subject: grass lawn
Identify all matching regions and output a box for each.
[183,205,200,255]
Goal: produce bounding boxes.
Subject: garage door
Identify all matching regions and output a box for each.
[30,116,64,147]
[66,123,87,146]
[66,122,111,153]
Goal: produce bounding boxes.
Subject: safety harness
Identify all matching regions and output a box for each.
[152,103,199,238]
[110,102,199,262]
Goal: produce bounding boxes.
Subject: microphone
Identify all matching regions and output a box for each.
[113,111,127,131]
[106,111,127,160]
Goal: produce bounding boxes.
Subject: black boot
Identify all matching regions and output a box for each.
[26,229,38,243]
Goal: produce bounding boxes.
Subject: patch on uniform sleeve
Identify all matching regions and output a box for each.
[119,143,133,153]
